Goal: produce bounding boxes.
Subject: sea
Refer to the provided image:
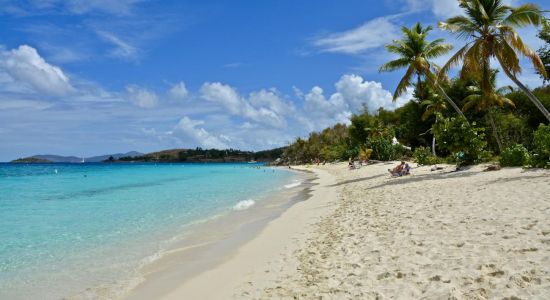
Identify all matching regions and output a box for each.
[0,162,301,299]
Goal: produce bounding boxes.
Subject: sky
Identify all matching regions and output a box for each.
[0,0,547,161]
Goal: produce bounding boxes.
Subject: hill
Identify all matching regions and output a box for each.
[11,151,143,163]
[11,157,52,163]
[116,147,285,163]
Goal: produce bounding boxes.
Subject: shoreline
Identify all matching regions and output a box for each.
[58,166,311,300]
[124,166,339,299]
[114,166,319,299]
[124,162,550,299]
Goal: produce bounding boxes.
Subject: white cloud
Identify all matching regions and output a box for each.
[167,81,189,100]
[249,88,294,115]
[404,0,461,18]
[335,74,412,112]
[299,74,413,131]
[404,0,516,19]
[64,0,144,15]
[302,86,351,130]
[0,0,144,16]
[125,84,158,108]
[0,45,75,96]
[223,62,243,68]
[313,16,400,54]
[199,82,287,128]
[172,116,229,149]
[0,98,52,110]
[96,31,139,60]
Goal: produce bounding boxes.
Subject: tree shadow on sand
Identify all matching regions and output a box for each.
[366,170,480,190]
[483,173,549,185]
[330,174,386,187]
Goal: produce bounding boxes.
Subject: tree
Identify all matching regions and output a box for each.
[420,89,448,156]
[462,70,515,152]
[439,0,550,122]
[380,22,466,118]
[537,20,550,83]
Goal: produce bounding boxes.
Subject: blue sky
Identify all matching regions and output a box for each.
[0,0,547,161]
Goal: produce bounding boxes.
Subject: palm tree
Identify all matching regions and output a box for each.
[380,23,466,118]
[439,0,550,122]
[462,70,515,152]
[419,90,448,156]
[421,95,448,121]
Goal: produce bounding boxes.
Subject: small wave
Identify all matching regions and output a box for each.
[284,181,302,189]
[233,199,256,211]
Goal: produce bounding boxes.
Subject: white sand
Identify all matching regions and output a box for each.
[128,162,550,299]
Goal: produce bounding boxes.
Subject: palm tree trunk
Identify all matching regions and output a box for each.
[437,85,467,119]
[432,136,436,156]
[426,76,467,119]
[496,57,550,122]
[486,109,503,153]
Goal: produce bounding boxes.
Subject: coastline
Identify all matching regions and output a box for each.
[50,165,311,300]
[124,162,550,299]
[123,166,338,299]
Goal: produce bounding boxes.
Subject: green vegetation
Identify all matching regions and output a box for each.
[117,147,285,163]
[532,124,550,168]
[11,157,52,163]
[432,115,488,166]
[439,0,549,121]
[380,23,464,118]
[500,144,531,167]
[413,146,439,165]
[281,0,549,169]
[536,20,550,83]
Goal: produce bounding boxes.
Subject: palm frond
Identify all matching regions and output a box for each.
[425,43,453,59]
[496,85,513,95]
[379,58,411,72]
[393,65,415,100]
[420,99,433,107]
[460,41,484,81]
[495,39,521,75]
[462,94,482,111]
[502,32,548,78]
[385,43,409,57]
[474,0,490,22]
[498,95,516,108]
[438,43,472,80]
[439,16,479,39]
[502,4,544,27]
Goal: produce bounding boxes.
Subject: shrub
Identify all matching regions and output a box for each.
[432,115,488,166]
[500,144,530,167]
[366,135,404,161]
[358,147,373,161]
[413,146,439,165]
[531,124,550,168]
[320,144,348,161]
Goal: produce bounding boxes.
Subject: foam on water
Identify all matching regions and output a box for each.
[284,180,302,189]
[0,163,298,299]
[233,199,256,210]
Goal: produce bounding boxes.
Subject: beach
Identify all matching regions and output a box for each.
[132,162,550,299]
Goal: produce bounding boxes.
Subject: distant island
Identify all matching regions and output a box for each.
[114,147,284,163]
[11,151,143,163]
[12,157,52,163]
[10,148,285,163]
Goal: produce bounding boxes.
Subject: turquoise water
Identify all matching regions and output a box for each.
[0,163,297,299]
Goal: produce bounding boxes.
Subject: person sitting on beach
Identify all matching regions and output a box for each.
[402,163,411,176]
[388,161,410,176]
